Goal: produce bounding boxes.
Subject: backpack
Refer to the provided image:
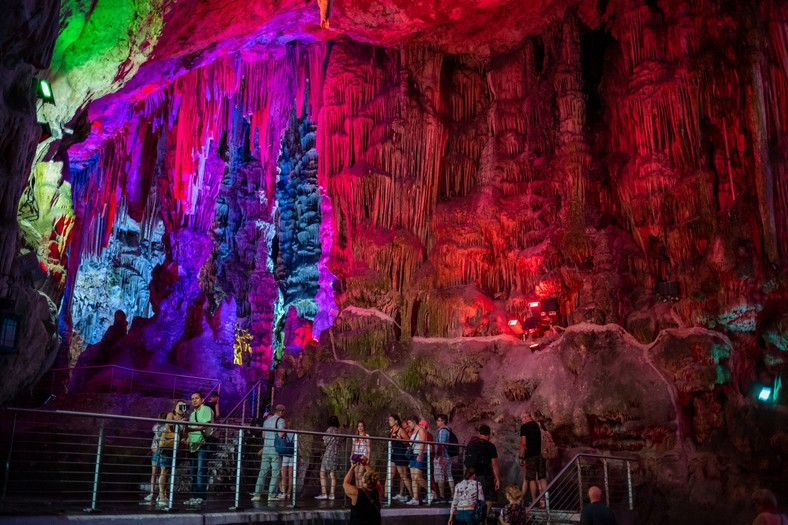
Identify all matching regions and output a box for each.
[444,427,460,457]
[540,424,557,459]
[274,433,295,456]
[463,437,484,469]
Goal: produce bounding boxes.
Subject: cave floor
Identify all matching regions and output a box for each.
[0,499,452,524]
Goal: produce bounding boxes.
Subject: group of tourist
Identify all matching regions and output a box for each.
[143,398,786,525]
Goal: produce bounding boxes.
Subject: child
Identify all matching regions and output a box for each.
[145,412,167,503]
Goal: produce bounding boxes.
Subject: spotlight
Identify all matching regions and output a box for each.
[507,319,519,326]
[528,301,540,308]
[529,343,540,352]
[757,387,772,402]
[34,78,55,105]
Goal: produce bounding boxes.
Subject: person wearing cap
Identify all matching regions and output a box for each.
[419,419,440,502]
[252,404,287,502]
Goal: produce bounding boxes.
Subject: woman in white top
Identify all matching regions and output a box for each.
[351,420,371,485]
[449,467,484,525]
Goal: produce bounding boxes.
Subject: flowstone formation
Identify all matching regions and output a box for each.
[0,1,786,523]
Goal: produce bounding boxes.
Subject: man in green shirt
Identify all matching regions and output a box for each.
[186,391,213,505]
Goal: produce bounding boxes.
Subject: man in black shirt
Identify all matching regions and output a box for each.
[580,486,618,525]
[465,424,500,514]
[518,413,545,504]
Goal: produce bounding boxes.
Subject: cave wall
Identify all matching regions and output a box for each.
[0,1,61,404]
[2,0,787,522]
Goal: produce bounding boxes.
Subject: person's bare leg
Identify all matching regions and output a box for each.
[319,469,327,496]
[158,467,169,502]
[329,471,336,497]
[398,466,412,497]
[149,461,157,499]
[529,479,538,502]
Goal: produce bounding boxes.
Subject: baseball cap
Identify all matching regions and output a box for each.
[419,419,429,429]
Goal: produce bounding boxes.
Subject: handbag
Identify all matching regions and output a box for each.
[405,444,415,461]
[472,482,486,523]
[160,429,175,449]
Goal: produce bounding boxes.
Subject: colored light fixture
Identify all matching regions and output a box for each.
[528,301,540,308]
[508,319,519,326]
[35,78,55,105]
[757,387,772,402]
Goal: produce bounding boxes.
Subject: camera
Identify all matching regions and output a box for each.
[351,454,367,465]
[177,404,187,412]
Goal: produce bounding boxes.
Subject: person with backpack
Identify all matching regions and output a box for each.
[434,414,457,502]
[464,424,500,515]
[252,404,287,502]
[518,413,545,505]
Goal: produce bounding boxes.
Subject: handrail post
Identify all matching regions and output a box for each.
[172,377,177,400]
[603,458,609,506]
[626,460,633,510]
[576,458,583,511]
[291,433,298,507]
[85,420,104,512]
[545,490,551,525]
[168,425,180,510]
[426,439,432,504]
[231,428,244,510]
[386,440,392,506]
[2,412,17,502]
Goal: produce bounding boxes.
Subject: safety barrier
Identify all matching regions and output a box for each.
[525,453,637,525]
[1,408,464,513]
[25,365,221,404]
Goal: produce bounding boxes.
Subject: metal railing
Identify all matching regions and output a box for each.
[220,378,272,426]
[32,365,221,402]
[0,408,464,514]
[525,453,637,525]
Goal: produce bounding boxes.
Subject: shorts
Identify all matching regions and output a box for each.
[157,449,174,467]
[433,455,454,482]
[409,456,428,472]
[151,450,159,464]
[475,474,496,501]
[281,456,294,467]
[524,456,546,481]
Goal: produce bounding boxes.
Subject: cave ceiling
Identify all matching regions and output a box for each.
[47,0,596,161]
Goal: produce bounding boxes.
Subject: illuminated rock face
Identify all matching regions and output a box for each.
[2,0,788,522]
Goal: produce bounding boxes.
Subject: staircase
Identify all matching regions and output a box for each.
[525,454,638,525]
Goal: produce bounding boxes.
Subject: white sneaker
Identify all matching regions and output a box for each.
[406,499,420,505]
[269,494,285,501]
[328,494,336,500]
[315,494,328,500]
[144,494,154,502]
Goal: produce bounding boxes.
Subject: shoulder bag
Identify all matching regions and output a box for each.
[473,481,486,523]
